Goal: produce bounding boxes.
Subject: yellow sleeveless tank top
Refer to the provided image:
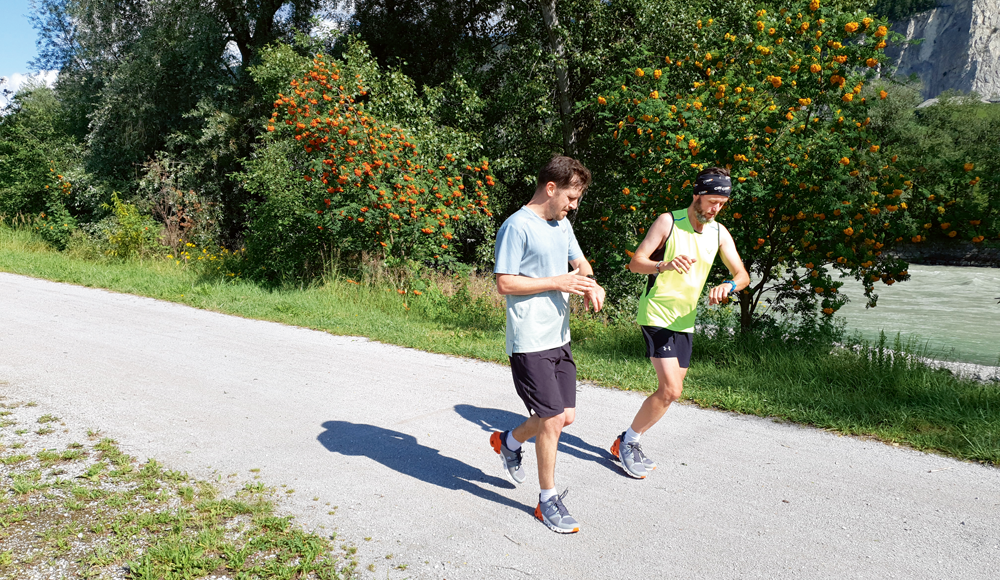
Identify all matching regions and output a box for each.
[637,209,720,332]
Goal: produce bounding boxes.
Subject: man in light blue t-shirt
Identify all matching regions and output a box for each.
[489,156,605,534]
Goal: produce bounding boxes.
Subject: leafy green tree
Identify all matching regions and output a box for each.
[591,0,916,329]
[241,41,495,281]
[0,82,81,219]
[867,89,1000,246]
[29,0,328,241]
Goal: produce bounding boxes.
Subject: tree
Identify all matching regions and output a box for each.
[0,81,81,219]
[867,89,1000,246]
[591,0,915,329]
[241,41,496,280]
[29,0,329,241]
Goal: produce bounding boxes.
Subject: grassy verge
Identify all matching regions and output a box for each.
[2,225,998,466]
[0,394,359,579]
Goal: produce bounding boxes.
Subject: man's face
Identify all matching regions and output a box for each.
[693,194,729,224]
[546,183,584,220]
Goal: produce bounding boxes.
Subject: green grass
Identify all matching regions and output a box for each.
[2,225,999,465]
[0,398,360,579]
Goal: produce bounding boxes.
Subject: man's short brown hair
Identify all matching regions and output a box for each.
[536,156,592,192]
[697,166,730,179]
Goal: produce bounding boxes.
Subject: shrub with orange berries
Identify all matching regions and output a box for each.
[591,0,912,327]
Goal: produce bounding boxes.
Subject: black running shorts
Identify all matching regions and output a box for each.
[509,343,577,418]
[640,325,693,368]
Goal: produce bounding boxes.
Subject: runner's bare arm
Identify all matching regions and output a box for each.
[628,213,695,275]
[496,269,596,297]
[708,227,751,305]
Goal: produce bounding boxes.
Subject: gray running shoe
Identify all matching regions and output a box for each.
[490,430,526,484]
[534,489,579,534]
[610,432,648,479]
[641,449,657,471]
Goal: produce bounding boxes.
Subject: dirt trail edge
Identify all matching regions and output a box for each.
[2,272,998,580]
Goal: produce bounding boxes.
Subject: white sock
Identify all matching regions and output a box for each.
[623,427,641,445]
[505,431,522,451]
[539,488,557,503]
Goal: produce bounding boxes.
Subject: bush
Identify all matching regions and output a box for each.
[98,193,163,260]
[241,40,496,282]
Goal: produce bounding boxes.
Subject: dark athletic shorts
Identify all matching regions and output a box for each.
[509,343,577,418]
[641,326,693,368]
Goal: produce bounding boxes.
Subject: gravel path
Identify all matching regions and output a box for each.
[2,272,999,579]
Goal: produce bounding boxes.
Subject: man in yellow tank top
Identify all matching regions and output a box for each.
[609,167,750,479]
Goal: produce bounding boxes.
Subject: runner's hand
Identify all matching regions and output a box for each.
[584,284,606,312]
[665,255,697,274]
[708,283,732,306]
[555,268,596,296]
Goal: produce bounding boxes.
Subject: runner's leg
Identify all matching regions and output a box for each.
[629,357,687,434]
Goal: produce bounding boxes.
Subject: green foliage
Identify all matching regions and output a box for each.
[590,0,914,328]
[137,158,222,254]
[242,40,495,281]
[869,89,1000,245]
[30,0,332,241]
[872,0,938,21]
[0,82,82,219]
[31,170,78,250]
[99,193,163,260]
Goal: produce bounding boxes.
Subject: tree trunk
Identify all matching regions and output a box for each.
[538,0,576,156]
[739,294,753,333]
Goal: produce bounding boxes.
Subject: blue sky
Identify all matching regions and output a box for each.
[1,0,40,78]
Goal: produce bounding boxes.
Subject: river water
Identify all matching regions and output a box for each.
[834,264,1000,366]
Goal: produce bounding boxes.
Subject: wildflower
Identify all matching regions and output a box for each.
[844,22,859,33]
[964,162,975,171]
[635,68,645,77]
[597,96,607,105]
[839,157,850,166]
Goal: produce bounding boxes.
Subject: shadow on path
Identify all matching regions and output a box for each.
[317,421,530,514]
[453,404,618,473]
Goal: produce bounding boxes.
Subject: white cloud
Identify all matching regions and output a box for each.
[1,70,58,110]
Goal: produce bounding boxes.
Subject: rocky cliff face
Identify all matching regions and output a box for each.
[886,0,1000,101]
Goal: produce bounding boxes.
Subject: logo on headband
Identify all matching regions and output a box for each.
[694,174,733,197]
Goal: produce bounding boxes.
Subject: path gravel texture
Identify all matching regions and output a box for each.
[2,272,999,579]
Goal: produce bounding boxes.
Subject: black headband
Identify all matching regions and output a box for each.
[693,173,732,197]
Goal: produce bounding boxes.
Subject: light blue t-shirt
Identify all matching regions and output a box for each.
[494,206,584,355]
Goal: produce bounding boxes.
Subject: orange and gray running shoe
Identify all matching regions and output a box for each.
[610,431,649,479]
[535,490,579,534]
[490,430,526,484]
